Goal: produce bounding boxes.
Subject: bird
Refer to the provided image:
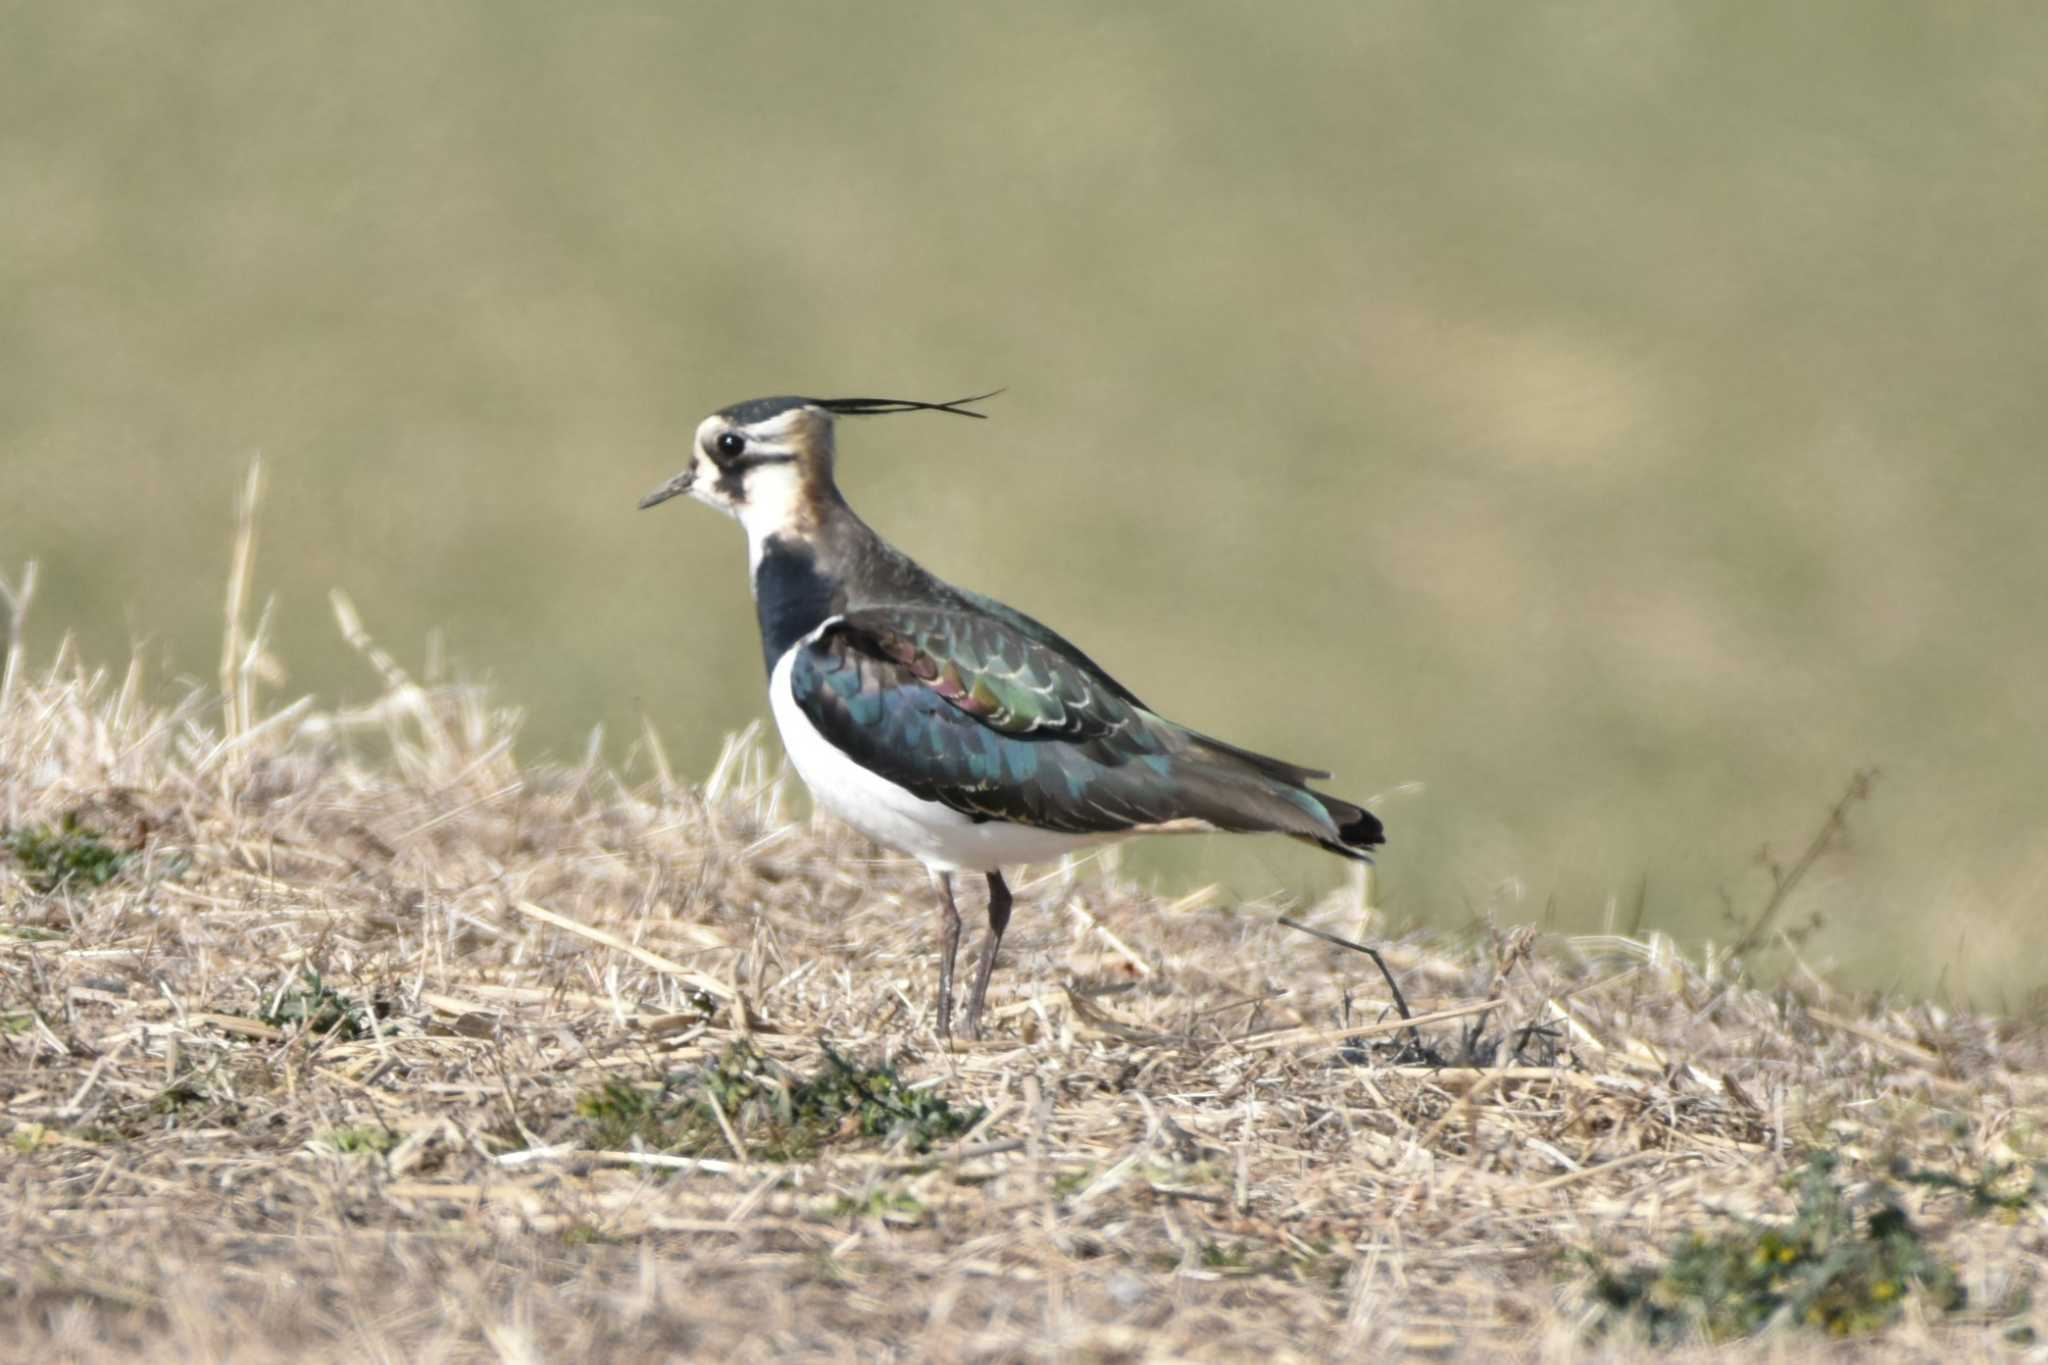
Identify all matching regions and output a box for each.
[639,392,1384,1042]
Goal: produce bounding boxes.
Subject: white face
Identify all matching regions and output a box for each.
[683,409,815,563]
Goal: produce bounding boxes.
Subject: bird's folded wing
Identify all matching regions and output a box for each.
[825,607,1136,742]
[787,607,1351,844]
[787,608,1176,830]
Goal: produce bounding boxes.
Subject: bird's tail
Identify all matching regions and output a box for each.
[1304,791,1385,862]
[1177,732,1386,861]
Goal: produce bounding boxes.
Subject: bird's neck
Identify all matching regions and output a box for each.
[747,495,948,675]
[738,463,832,572]
[751,534,840,676]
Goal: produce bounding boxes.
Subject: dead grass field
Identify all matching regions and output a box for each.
[3,555,2045,1362]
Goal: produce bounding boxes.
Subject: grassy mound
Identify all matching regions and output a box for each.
[1,587,2043,1359]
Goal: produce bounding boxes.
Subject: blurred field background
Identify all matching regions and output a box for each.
[3,3,2044,998]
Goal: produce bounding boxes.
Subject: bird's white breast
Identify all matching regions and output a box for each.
[767,644,1110,873]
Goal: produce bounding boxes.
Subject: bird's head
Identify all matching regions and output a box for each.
[637,392,998,542]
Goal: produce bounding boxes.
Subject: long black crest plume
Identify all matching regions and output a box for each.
[815,389,1003,420]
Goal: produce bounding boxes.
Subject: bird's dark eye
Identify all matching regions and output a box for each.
[715,431,747,459]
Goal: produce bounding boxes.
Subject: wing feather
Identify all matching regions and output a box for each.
[786,608,1355,847]
[831,607,1131,742]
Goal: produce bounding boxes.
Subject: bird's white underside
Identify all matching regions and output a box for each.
[767,643,1115,873]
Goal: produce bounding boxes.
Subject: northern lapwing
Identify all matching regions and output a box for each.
[639,393,1384,1041]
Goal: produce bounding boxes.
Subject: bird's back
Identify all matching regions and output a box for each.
[815,506,1146,709]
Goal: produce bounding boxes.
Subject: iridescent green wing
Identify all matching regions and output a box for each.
[832,606,1136,742]
[788,606,1361,844]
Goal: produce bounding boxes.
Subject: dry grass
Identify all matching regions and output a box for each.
[2,557,2045,1361]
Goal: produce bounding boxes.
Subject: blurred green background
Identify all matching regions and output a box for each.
[4,3,2044,997]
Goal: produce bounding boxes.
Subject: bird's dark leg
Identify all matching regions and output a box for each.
[964,871,1013,1041]
[932,870,963,1043]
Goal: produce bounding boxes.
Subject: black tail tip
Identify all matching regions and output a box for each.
[1310,795,1384,861]
[1339,808,1386,850]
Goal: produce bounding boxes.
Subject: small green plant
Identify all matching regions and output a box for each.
[1893,1157,2048,1218]
[3,815,130,894]
[1198,1241,1257,1271]
[691,1042,984,1159]
[575,1043,984,1162]
[1052,1166,1095,1197]
[150,1080,211,1115]
[575,1080,668,1151]
[260,968,374,1040]
[1588,1152,1967,1342]
[319,1126,399,1156]
[822,1186,929,1224]
[1175,1237,1343,1287]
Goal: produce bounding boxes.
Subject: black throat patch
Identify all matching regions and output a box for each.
[752,536,839,676]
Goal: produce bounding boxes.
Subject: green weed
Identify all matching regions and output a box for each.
[822,1186,929,1224]
[1893,1157,2048,1219]
[716,1043,980,1156]
[1587,1152,1971,1342]
[3,815,129,894]
[319,1126,399,1156]
[1051,1166,1095,1197]
[1184,1237,1343,1286]
[574,1080,667,1151]
[259,968,374,1040]
[150,1081,211,1115]
[574,1043,983,1162]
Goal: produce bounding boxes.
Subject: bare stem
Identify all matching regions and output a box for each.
[1729,768,1879,959]
[0,559,37,718]
[221,457,264,740]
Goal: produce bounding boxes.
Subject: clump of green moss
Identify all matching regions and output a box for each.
[1588,1152,1969,1342]
[3,815,130,894]
[575,1042,983,1162]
